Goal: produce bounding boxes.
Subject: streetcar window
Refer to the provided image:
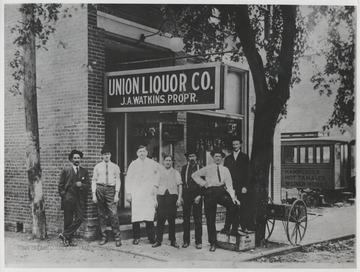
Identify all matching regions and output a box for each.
[308,147,314,163]
[300,146,314,164]
[316,147,321,163]
[300,147,306,163]
[323,146,330,163]
[284,146,298,164]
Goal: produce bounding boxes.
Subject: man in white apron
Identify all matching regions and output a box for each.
[126,145,161,245]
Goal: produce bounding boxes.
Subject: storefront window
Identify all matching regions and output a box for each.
[187,113,242,164]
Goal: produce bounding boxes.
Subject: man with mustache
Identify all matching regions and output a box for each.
[181,149,204,249]
[58,149,90,246]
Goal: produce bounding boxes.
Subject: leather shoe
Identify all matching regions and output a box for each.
[99,238,108,245]
[182,242,189,248]
[152,241,161,248]
[209,244,216,252]
[230,229,240,236]
[132,239,140,245]
[68,240,77,246]
[170,241,180,249]
[196,243,202,249]
[58,233,66,244]
[149,239,156,244]
[115,240,122,247]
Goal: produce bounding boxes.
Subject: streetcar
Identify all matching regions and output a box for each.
[280,131,355,206]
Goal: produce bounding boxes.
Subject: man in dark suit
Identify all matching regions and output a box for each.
[58,149,90,246]
[181,149,204,249]
[223,137,250,232]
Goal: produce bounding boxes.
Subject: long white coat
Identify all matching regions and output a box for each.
[126,158,161,222]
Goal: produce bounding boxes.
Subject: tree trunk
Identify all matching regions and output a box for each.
[248,98,281,246]
[22,9,47,239]
[234,5,297,246]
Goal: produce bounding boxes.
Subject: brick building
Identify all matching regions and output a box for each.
[4,4,281,239]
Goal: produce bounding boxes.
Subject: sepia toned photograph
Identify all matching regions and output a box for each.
[2,1,357,270]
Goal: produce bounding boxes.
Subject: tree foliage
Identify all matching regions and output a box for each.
[9,4,84,95]
[164,6,305,90]
[308,6,355,130]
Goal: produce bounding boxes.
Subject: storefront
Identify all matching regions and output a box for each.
[103,62,249,207]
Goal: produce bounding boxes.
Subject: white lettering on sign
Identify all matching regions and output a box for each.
[108,71,214,96]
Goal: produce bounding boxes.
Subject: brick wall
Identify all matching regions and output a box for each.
[82,4,107,239]
[4,4,90,235]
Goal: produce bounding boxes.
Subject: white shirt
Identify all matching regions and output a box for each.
[92,161,121,193]
[233,150,240,161]
[192,163,236,200]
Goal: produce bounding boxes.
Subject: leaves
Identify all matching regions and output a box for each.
[308,6,355,129]
[8,4,83,95]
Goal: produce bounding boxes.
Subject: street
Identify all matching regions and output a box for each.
[4,204,356,268]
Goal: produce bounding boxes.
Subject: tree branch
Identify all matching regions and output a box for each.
[276,5,297,105]
[233,5,268,104]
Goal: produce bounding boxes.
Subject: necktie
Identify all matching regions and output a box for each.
[106,163,109,185]
[217,165,221,183]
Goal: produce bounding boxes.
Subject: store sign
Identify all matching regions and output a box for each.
[104,63,223,112]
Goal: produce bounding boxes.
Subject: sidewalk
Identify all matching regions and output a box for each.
[4,204,356,268]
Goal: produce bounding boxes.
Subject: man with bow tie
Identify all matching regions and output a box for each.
[58,149,90,246]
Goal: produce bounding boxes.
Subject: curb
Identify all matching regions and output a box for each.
[244,234,356,262]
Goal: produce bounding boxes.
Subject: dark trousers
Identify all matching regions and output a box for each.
[204,186,238,245]
[182,188,203,245]
[96,185,121,241]
[132,221,155,241]
[156,192,178,243]
[224,192,249,231]
[62,194,84,241]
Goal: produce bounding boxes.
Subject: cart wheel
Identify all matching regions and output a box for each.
[265,197,275,241]
[286,199,307,246]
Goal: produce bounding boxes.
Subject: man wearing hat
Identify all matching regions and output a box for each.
[181,149,204,249]
[58,149,90,246]
[223,137,250,233]
[91,145,122,247]
[192,148,240,252]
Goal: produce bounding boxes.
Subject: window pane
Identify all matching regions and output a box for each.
[308,147,314,163]
[316,147,321,163]
[323,146,330,163]
[284,146,297,163]
[300,147,306,163]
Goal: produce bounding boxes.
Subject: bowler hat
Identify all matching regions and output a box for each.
[184,149,198,158]
[68,149,83,161]
[101,145,112,154]
[210,148,225,158]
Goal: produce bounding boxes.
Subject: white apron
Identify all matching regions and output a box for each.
[126,158,161,222]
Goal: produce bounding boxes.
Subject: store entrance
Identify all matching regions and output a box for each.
[187,112,244,166]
